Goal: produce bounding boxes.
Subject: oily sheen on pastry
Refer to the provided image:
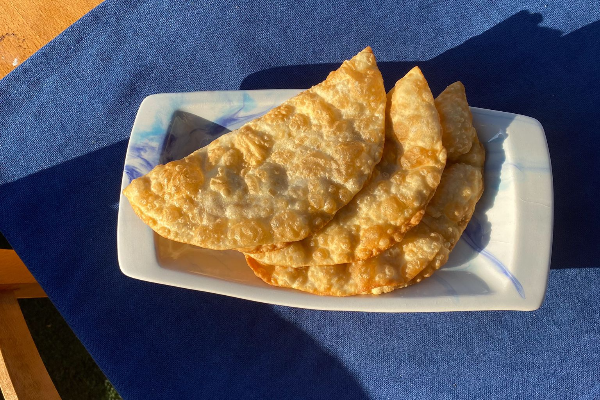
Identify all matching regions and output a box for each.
[124,47,386,250]
[249,67,446,266]
[246,81,485,296]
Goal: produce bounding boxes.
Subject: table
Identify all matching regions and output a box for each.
[1,1,599,399]
[0,0,102,79]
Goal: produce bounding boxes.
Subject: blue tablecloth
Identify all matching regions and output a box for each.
[1,1,599,398]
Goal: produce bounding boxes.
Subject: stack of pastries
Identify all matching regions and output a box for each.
[124,47,484,296]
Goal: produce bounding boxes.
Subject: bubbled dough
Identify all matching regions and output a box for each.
[247,226,449,296]
[246,81,485,296]
[405,82,485,286]
[123,47,386,250]
[434,81,477,160]
[249,67,447,266]
[246,164,482,296]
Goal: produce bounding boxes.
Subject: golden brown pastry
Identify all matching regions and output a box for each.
[434,81,478,160]
[123,47,386,250]
[248,67,446,266]
[246,80,485,296]
[246,164,482,296]
[406,82,486,286]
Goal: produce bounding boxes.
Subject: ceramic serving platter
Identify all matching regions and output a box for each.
[117,89,553,312]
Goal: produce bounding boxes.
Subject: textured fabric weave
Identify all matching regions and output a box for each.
[0,1,599,399]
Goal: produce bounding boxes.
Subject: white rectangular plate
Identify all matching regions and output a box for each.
[117,90,553,312]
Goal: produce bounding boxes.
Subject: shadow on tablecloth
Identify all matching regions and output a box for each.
[241,11,600,270]
[0,140,371,399]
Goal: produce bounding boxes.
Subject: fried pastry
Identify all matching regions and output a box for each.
[248,67,446,266]
[246,81,485,296]
[124,47,386,250]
